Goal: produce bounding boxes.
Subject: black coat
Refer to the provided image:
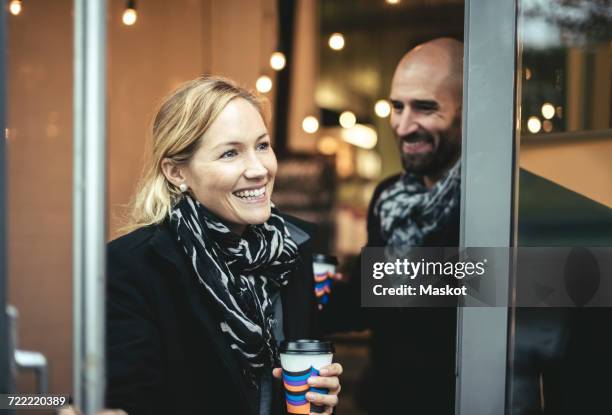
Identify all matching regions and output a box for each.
[322,174,458,414]
[105,216,319,415]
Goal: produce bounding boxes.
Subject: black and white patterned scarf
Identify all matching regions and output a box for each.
[169,194,299,386]
[374,161,461,257]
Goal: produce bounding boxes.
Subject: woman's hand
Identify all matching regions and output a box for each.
[273,362,343,414]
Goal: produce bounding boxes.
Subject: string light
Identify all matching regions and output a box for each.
[255,76,273,93]
[9,0,22,16]
[302,116,319,134]
[270,52,286,71]
[328,33,345,51]
[339,111,357,128]
[122,0,138,26]
[541,103,555,120]
[527,116,541,134]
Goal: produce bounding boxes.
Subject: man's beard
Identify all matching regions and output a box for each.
[398,128,460,176]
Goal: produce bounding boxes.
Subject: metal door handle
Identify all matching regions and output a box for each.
[6,305,49,394]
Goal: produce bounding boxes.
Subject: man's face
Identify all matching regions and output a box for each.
[389,61,462,176]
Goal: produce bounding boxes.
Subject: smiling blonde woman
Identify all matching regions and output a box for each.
[107,76,342,415]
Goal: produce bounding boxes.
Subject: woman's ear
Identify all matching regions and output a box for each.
[161,158,187,188]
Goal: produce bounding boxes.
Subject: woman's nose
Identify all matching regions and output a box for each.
[243,153,268,179]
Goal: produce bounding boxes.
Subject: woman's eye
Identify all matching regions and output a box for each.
[220,150,237,159]
[257,142,270,151]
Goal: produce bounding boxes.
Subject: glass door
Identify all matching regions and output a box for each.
[457,0,612,414]
[510,1,612,413]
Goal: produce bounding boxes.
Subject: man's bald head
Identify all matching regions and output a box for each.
[393,37,463,103]
[389,38,464,183]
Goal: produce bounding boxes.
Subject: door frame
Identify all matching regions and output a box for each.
[456,0,520,414]
[0,0,12,397]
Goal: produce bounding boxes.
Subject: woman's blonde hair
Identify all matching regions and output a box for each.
[123,76,266,233]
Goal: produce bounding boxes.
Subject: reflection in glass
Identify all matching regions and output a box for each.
[513,1,612,414]
[520,0,611,134]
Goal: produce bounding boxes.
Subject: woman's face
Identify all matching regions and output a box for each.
[183,98,277,234]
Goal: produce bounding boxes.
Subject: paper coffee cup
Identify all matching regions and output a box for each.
[313,254,338,307]
[280,340,335,414]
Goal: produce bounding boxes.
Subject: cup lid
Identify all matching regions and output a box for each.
[313,254,338,265]
[279,339,334,354]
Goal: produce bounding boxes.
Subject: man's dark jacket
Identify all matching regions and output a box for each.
[105,216,319,415]
[323,174,458,414]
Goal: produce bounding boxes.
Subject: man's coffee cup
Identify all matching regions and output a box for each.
[312,254,338,308]
[280,340,335,414]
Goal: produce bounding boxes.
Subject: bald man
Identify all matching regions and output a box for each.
[390,37,462,188]
[373,37,463,256]
[323,38,463,414]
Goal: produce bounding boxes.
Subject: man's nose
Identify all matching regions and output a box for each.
[394,108,419,137]
[243,152,268,179]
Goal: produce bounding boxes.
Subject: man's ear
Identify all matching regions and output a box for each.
[161,158,187,188]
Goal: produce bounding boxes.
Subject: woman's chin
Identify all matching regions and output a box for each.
[237,208,272,227]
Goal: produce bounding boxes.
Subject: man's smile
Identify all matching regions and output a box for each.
[401,135,435,154]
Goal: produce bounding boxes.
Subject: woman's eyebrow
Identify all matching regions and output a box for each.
[211,141,243,150]
[211,133,269,150]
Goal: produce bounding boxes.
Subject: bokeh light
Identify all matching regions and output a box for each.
[255,75,273,93]
[270,52,286,71]
[339,111,357,128]
[541,103,555,120]
[122,8,137,26]
[317,136,339,155]
[374,100,391,118]
[328,33,345,51]
[302,116,319,134]
[527,116,542,134]
[9,0,22,16]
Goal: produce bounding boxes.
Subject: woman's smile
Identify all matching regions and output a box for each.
[232,185,267,202]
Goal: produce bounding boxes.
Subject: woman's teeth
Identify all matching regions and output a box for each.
[233,187,265,200]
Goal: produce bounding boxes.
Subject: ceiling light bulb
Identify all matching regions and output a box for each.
[270,52,286,71]
[9,0,22,16]
[122,8,137,26]
[255,75,273,93]
[328,33,345,51]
